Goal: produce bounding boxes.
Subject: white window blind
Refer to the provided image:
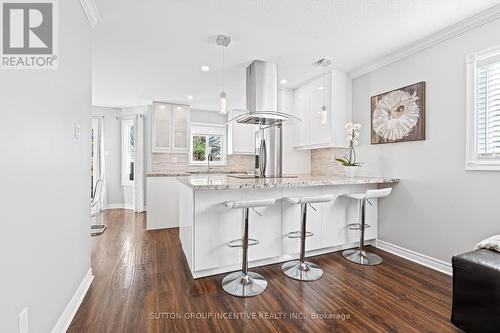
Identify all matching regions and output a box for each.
[477,61,500,157]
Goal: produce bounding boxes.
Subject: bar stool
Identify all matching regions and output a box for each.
[342,188,392,266]
[282,194,334,281]
[221,198,276,297]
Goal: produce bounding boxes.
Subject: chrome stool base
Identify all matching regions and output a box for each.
[281,260,323,281]
[342,249,382,266]
[222,271,267,297]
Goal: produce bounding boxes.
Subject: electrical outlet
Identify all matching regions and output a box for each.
[18,307,28,333]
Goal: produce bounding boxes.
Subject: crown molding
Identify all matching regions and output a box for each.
[350,4,500,79]
[80,0,100,28]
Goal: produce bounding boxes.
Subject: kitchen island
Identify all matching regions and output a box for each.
[177,174,399,278]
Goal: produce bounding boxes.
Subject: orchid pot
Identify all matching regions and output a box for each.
[344,166,358,178]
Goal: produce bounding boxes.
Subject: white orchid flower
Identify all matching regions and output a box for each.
[353,123,362,130]
[346,136,353,142]
[354,132,360,138]
[352,139,358,146]
[344,122,354,130]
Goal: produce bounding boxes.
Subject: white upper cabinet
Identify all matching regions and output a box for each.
[310,73,332,145]
[293,85,310,147]
[152,101,190,152]
[292,69,350,149]
[172,104,189,150]
[227,109,256,155]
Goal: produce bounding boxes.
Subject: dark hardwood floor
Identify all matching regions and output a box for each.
[68,209,460,333]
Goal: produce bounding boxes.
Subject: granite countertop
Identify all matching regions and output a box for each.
[176,174,399,191]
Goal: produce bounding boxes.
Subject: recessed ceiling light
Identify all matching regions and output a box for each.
[187,95,193,100]
[160,105,166,109]
[318,86,324,90]
[280,79,288,84]
[201,65,210,72]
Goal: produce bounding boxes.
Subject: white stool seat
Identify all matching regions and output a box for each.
[286,194,334,205]
[281,194,333,282]
[222,198,276,297]
[343,188,392,200]
[341,187,393,266]
[225,199,276,209]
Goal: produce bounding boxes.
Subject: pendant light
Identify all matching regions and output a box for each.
[317,58,332,125]
[216,34,231,115]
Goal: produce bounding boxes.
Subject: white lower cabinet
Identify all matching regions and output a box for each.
[193,189,282,272]
[180,183,381,278]
[242,189,283,262]
[193,190,243,272]
[282,187,323,255]
[147,176,179,230]
[322,184,378,248]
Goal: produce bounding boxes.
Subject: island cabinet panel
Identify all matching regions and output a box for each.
[179,183,194,271]
[241,189,283,262]
[282,187,323,256]
[193,190,243,271]
[321,184,378,248]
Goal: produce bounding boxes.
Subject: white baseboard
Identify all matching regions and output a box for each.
[105,203,134,210]
[51,268,94,333]
[104,204,147,212]
[376,240,452,276]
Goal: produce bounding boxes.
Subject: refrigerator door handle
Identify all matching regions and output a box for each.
[259,138,267,177]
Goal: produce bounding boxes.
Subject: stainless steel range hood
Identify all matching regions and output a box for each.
[231,60,299,126]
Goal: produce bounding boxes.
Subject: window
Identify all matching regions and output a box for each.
[122,119,135,185]
[189,124,226,165]
[466,46,500,170]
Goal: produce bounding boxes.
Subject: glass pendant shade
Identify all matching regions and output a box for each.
[321,105,327,125]
[220,91,227,115]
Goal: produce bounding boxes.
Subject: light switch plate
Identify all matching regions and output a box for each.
[74,122,80,139]
[18,307,28,333]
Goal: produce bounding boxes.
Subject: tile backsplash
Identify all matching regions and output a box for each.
[152,149,350,175]
[151,153,255,173]
[311,148,349,176]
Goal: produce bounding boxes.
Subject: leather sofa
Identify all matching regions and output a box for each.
[451,249,500,332]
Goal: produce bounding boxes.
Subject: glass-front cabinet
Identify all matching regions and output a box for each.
[152,101,190,152]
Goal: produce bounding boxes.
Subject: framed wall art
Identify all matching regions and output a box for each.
[371,81,426,144]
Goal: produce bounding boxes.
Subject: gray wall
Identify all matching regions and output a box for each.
[352,19,500,263]
[0,1,92,332]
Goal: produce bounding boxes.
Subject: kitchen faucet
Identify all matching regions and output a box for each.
[207,154,214,173]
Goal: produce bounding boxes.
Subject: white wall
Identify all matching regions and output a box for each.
[352,18,500,263]
[0,1,92,332]
[191,109,227,124]
[91,107,123,205]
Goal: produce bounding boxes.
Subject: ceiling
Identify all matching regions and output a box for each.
[92,0,500,109]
